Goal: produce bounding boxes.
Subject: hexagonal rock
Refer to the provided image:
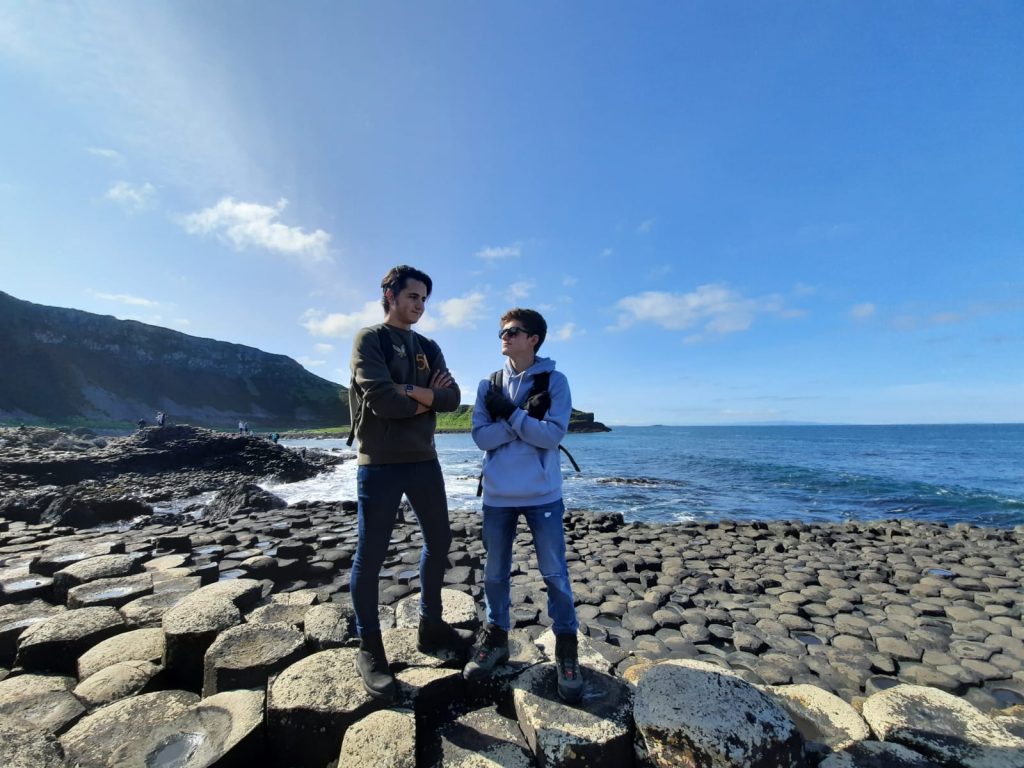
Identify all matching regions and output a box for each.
[766,683,871,759]
[119,590,190,628]
[818,740,938,768]
[395,587,478,628]
[162,579,263,689]
[384,627,463,669]
[106,689,266,768]
[15,606,126,675]
[52,554,142,601]
[0,718,67,768]
[0,672,85,734]
[74,660,162,709]
[634,659,804,768]
[513,663,633,768]
[144,553,191,571]
[339,708,417,768]
[439,705,534,768]
[535,629,616,674]
[395,666,464,714]
[246,601,310,627]
[0,572,54,603]
[67,572,154,609]
[304,603,356,651]
[30,538,125,577]
[77,626,165,680]
[0,599,65,665]
[861,684,1024,768]
[267,648,384,768]
[202,621,306,696]
[59,689,200,768]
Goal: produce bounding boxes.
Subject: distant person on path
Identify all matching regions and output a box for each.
[155,411,165,427]
[238,420,245,434]
[465,308,583,703]
[347,264,471,700]
[137,418,146,430]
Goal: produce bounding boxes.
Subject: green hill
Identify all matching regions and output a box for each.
[0,291,348,430]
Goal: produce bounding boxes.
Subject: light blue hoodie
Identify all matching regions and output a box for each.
[471,356,571,507]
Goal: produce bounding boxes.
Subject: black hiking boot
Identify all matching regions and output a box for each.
[555,633,584,704]
[417,616,475,655]
[355,632,395,701]
[463,623,510,680]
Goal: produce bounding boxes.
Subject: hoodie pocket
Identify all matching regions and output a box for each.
[483,440,550,499]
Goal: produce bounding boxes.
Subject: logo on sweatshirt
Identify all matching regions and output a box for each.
[393,344,406,359]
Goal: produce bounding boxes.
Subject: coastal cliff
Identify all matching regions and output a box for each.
[0,291,347,429]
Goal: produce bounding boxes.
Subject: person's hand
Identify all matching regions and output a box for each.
[484,386,517,420]
[430,369,454,389]
[523,390,551,420]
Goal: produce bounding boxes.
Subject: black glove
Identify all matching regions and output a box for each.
[523,390,551,420]
[484,385,517,420]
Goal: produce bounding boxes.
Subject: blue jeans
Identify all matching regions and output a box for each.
[481,499,578,635]
[351,460,451,636]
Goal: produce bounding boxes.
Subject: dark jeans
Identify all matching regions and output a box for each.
[482,499,578,635]
[351,459,451,636]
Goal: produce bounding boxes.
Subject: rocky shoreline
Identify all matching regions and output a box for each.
[0,427,1022,766]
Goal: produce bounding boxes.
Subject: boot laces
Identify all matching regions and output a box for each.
[473,624,503,660]
[558,654,580,680]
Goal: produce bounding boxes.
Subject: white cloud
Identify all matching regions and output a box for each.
[297,357,326,368]
[90,290,159,307]
[314,343,335,354]
[87,146,123,164]
[562,275,578,287]
[105,180,155,211]
[850,302,876,320]
[507,281,534,301]
[554,322,576,341]
[182,197,332,262]
[476,244,520,261]
[436,292,486,328]
[637,218,655,234]
[611,283,792,340]
[302,301,383,338]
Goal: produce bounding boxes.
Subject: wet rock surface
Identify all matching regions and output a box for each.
[0,474,1022,765]
[0,425,343,522]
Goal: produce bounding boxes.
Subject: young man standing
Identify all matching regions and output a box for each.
[348,265,472,700]
[466,308,583,703]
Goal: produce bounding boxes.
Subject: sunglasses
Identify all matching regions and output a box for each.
[499,326,530,340]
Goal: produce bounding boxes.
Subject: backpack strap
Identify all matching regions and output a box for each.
[477,368,505,497]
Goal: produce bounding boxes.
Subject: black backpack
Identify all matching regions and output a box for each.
[476,369,580,497]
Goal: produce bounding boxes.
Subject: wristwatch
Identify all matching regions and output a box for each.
[405,384,414,394]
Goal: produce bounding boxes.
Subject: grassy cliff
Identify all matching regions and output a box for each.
[0,291,348,429]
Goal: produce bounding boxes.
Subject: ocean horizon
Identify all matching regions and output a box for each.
[264,423,1024,529]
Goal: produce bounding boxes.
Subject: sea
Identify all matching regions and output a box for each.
[262,425,1024,529]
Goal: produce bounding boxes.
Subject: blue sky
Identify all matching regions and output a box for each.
[1,3,1021,425]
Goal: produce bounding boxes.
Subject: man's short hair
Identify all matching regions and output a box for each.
[501,308,547,352]
[380,265,433,312]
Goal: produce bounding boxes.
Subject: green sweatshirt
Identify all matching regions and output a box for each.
[348,323,461,465]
